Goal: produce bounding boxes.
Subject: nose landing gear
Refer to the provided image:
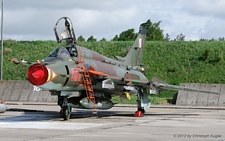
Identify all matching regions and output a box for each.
[58,95,71,120]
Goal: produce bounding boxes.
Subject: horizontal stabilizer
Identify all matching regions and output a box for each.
[150,77,219,94]
[157,83,219,94]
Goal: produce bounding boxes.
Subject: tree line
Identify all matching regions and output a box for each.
[77,19,225,42]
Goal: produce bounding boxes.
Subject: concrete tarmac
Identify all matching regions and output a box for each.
[0,103,225,141]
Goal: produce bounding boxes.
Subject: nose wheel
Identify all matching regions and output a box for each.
[62,106,71,120]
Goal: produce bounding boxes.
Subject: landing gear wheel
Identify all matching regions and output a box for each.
[62,106,71,120]
[134,108,145,117]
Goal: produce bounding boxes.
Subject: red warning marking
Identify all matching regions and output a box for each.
[71,68,81,81]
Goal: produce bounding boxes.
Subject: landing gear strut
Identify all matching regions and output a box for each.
[134,88,150,117]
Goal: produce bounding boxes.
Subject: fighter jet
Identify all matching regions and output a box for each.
[19,17,217,120]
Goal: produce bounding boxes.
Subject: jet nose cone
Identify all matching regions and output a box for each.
[27,63,48,86]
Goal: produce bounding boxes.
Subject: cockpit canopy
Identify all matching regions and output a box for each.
[54,17,77,46]
[41,47,71,63]
[48,47,71,58]
[54,17,78,57]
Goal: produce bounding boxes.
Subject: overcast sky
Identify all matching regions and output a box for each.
[2,0,225,41]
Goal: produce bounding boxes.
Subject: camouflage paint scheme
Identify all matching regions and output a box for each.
[19,17,218,120]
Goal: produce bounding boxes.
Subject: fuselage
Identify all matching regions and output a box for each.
[28,46,148,96]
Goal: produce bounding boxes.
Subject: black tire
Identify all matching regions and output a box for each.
[62,106,71,120]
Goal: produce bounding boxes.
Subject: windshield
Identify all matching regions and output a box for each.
[48,47,60,57]
[58,48,70,58]
[48,47,71,58]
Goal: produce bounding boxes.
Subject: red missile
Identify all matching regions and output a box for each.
[0,101,7,113]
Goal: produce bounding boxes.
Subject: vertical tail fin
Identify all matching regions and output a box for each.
[123,27,147,66]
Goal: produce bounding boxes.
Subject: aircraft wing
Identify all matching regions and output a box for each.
[78,69,219,95]
[105,76,219,95]
[8,58,56,66]
[8,58,37,65]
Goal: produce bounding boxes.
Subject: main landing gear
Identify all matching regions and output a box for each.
[134,88,150,117]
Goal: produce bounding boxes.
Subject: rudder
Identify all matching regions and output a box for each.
[123,27,147,67]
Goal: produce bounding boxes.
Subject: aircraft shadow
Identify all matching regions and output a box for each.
[70,110,199,119]
[1,108,61,122]
[0,108,199,122]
